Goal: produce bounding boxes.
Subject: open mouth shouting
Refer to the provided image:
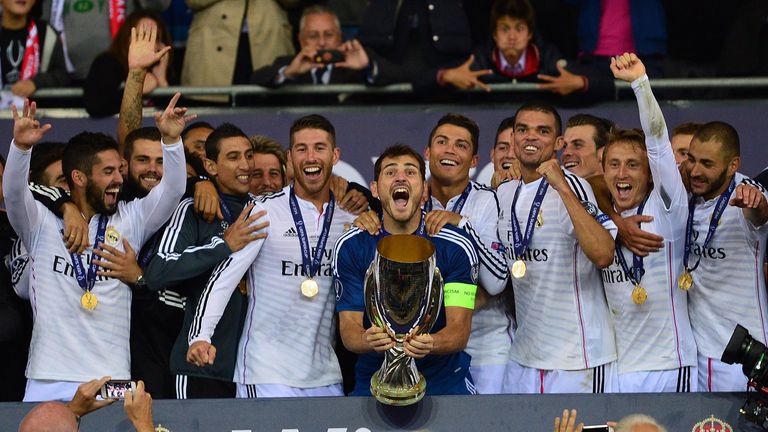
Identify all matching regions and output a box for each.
[303,165,322,181]
[391,185,410,208]
[104,184,121,206]
[615,182,633,201]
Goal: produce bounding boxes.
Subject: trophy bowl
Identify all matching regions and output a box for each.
[364,234,443,406]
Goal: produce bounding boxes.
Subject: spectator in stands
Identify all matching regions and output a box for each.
[182,0,295,98]
[249,135,286,195]
[84,11,174,117]
[357,0,473,92]
[564,0,667,77]
[0,0,70,108]
[251,6,374,87]
[453,0,613,103]
[40,0,170,82]
[554,409,668,432]
[670,122,702,165]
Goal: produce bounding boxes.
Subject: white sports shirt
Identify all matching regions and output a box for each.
[3,139,186,382]
[188,186,354,388]
[602,75,696,374]
[497,171,618,370]
[687,172,768,359]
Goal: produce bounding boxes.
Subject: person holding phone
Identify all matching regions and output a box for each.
[251,6,376,87]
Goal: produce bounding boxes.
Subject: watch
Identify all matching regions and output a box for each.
[136,274,148,288]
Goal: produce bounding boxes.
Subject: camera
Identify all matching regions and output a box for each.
[100,380,136,400]
[722,324,768,430]
[313,49,344,64]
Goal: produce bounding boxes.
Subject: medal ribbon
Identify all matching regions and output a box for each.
[108,0,126,39]
[615,194,650,286]
[70,215,108,293]
[218,193,235,224]
[510,179,549,259]
[424,183,471,214]
[683,178,735,272]
[289,186,335,279]
[377,211,427,240]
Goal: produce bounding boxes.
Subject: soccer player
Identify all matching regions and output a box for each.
[3,95,190,401]
[419,114,508,394]
[334,144,479,396]
[496,101,618,393]
[249,135,286,195]
[670,122,702,166]
[489,116,517,189]
[186,114,355,398]
[601,53,697,392]
[560,114,613,179]
[682,122,768,391]
[144,123,267,399]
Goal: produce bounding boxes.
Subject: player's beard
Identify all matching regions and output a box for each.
[701,168,730,199]
[85,180,118,216]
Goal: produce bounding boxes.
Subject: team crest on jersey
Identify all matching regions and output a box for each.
[581,200,598,217]
[471,263,479,284]
[691,414,732,432]
[105,226,120,246]
[221,221,229,230]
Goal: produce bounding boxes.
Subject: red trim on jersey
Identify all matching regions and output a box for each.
[539,369,545,394]
[668,242,683,368]
[573,244,589,368]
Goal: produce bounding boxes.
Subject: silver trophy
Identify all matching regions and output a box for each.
[364,234,443,406]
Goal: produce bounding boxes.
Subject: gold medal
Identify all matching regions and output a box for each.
[678,270,693,291]
[631,285,647,305]
[301,278,319,298]
[511,260,527,279]
[80,291,98,310]
[536,209,544,228]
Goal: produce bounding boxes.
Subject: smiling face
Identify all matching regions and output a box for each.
[290,128,339,199]
[425,123,478,186]
[128,138,163,193]
[685,138,739,200]
[372,154,427,230]
[561,124,602,178]
[250,152,284,195]
[491,127,516,172]
[493,16,532,63]
[206,136,254,196]
[82,150,123,215]
[603,141,651,212]
[513,109,562,171]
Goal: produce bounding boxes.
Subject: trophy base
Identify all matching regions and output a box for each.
[370,373,427,406]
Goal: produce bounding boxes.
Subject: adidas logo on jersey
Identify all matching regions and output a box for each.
[284,227,299,237]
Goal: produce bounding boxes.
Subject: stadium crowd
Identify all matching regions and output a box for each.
[1,2,768,432]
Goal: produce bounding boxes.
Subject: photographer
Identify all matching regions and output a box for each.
[251,6,375,87]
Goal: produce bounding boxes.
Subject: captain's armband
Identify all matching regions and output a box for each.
[443,282,477,309]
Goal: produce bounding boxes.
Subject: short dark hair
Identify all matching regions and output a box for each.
[250,135,287,184]
[428,113,481,155]
[205,123,249,161]
[124,127,161,160]
[566,114,614,150]
[490,0,535,35]
[62,132,119,190]
[602,128,647,167]
[181,121,214,142]
[289,114,336,149]
[514,101,562,135]
[30,142,66,185]
[495,116,516,141]
[374,144,426,181]
[672,122,703,138]
[693,121,740,159]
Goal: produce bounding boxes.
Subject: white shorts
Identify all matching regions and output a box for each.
[236,382,343,398]
[24,379,83,402]
[505,361,617,394]
[617,366,697,393]
[698,354,749,392]
[470,363,507,394]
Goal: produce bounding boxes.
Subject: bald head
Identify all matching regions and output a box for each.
[614,414,667,432]
[18,401,79,432]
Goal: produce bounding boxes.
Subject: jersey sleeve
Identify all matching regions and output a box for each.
[631,74,686,210]
[332,229,367,313]
[124,139,187,250]
[3,142,44,249]
[29,183,70,217]
[187,204,269,344]
[562,172,618,239]
[438,228,479,310]
[463,189,508,295]
[144,198,233,292]
[7,238,30,300]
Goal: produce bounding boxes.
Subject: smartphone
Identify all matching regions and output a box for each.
[313,49,344,64]
[100,380,136,400]
[583,426,613,432]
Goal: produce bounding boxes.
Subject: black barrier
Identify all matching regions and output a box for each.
[0,393,760,431]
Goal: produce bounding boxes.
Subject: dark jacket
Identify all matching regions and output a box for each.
[251,55,371,87]
[0,19,70,89]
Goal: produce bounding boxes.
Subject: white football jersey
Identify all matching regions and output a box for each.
[189,186,354,388]
[497,171,618,370]
[601,74,697,374]
[687,172,768,359]
[3,140,186,382]
[428,181,510,366]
